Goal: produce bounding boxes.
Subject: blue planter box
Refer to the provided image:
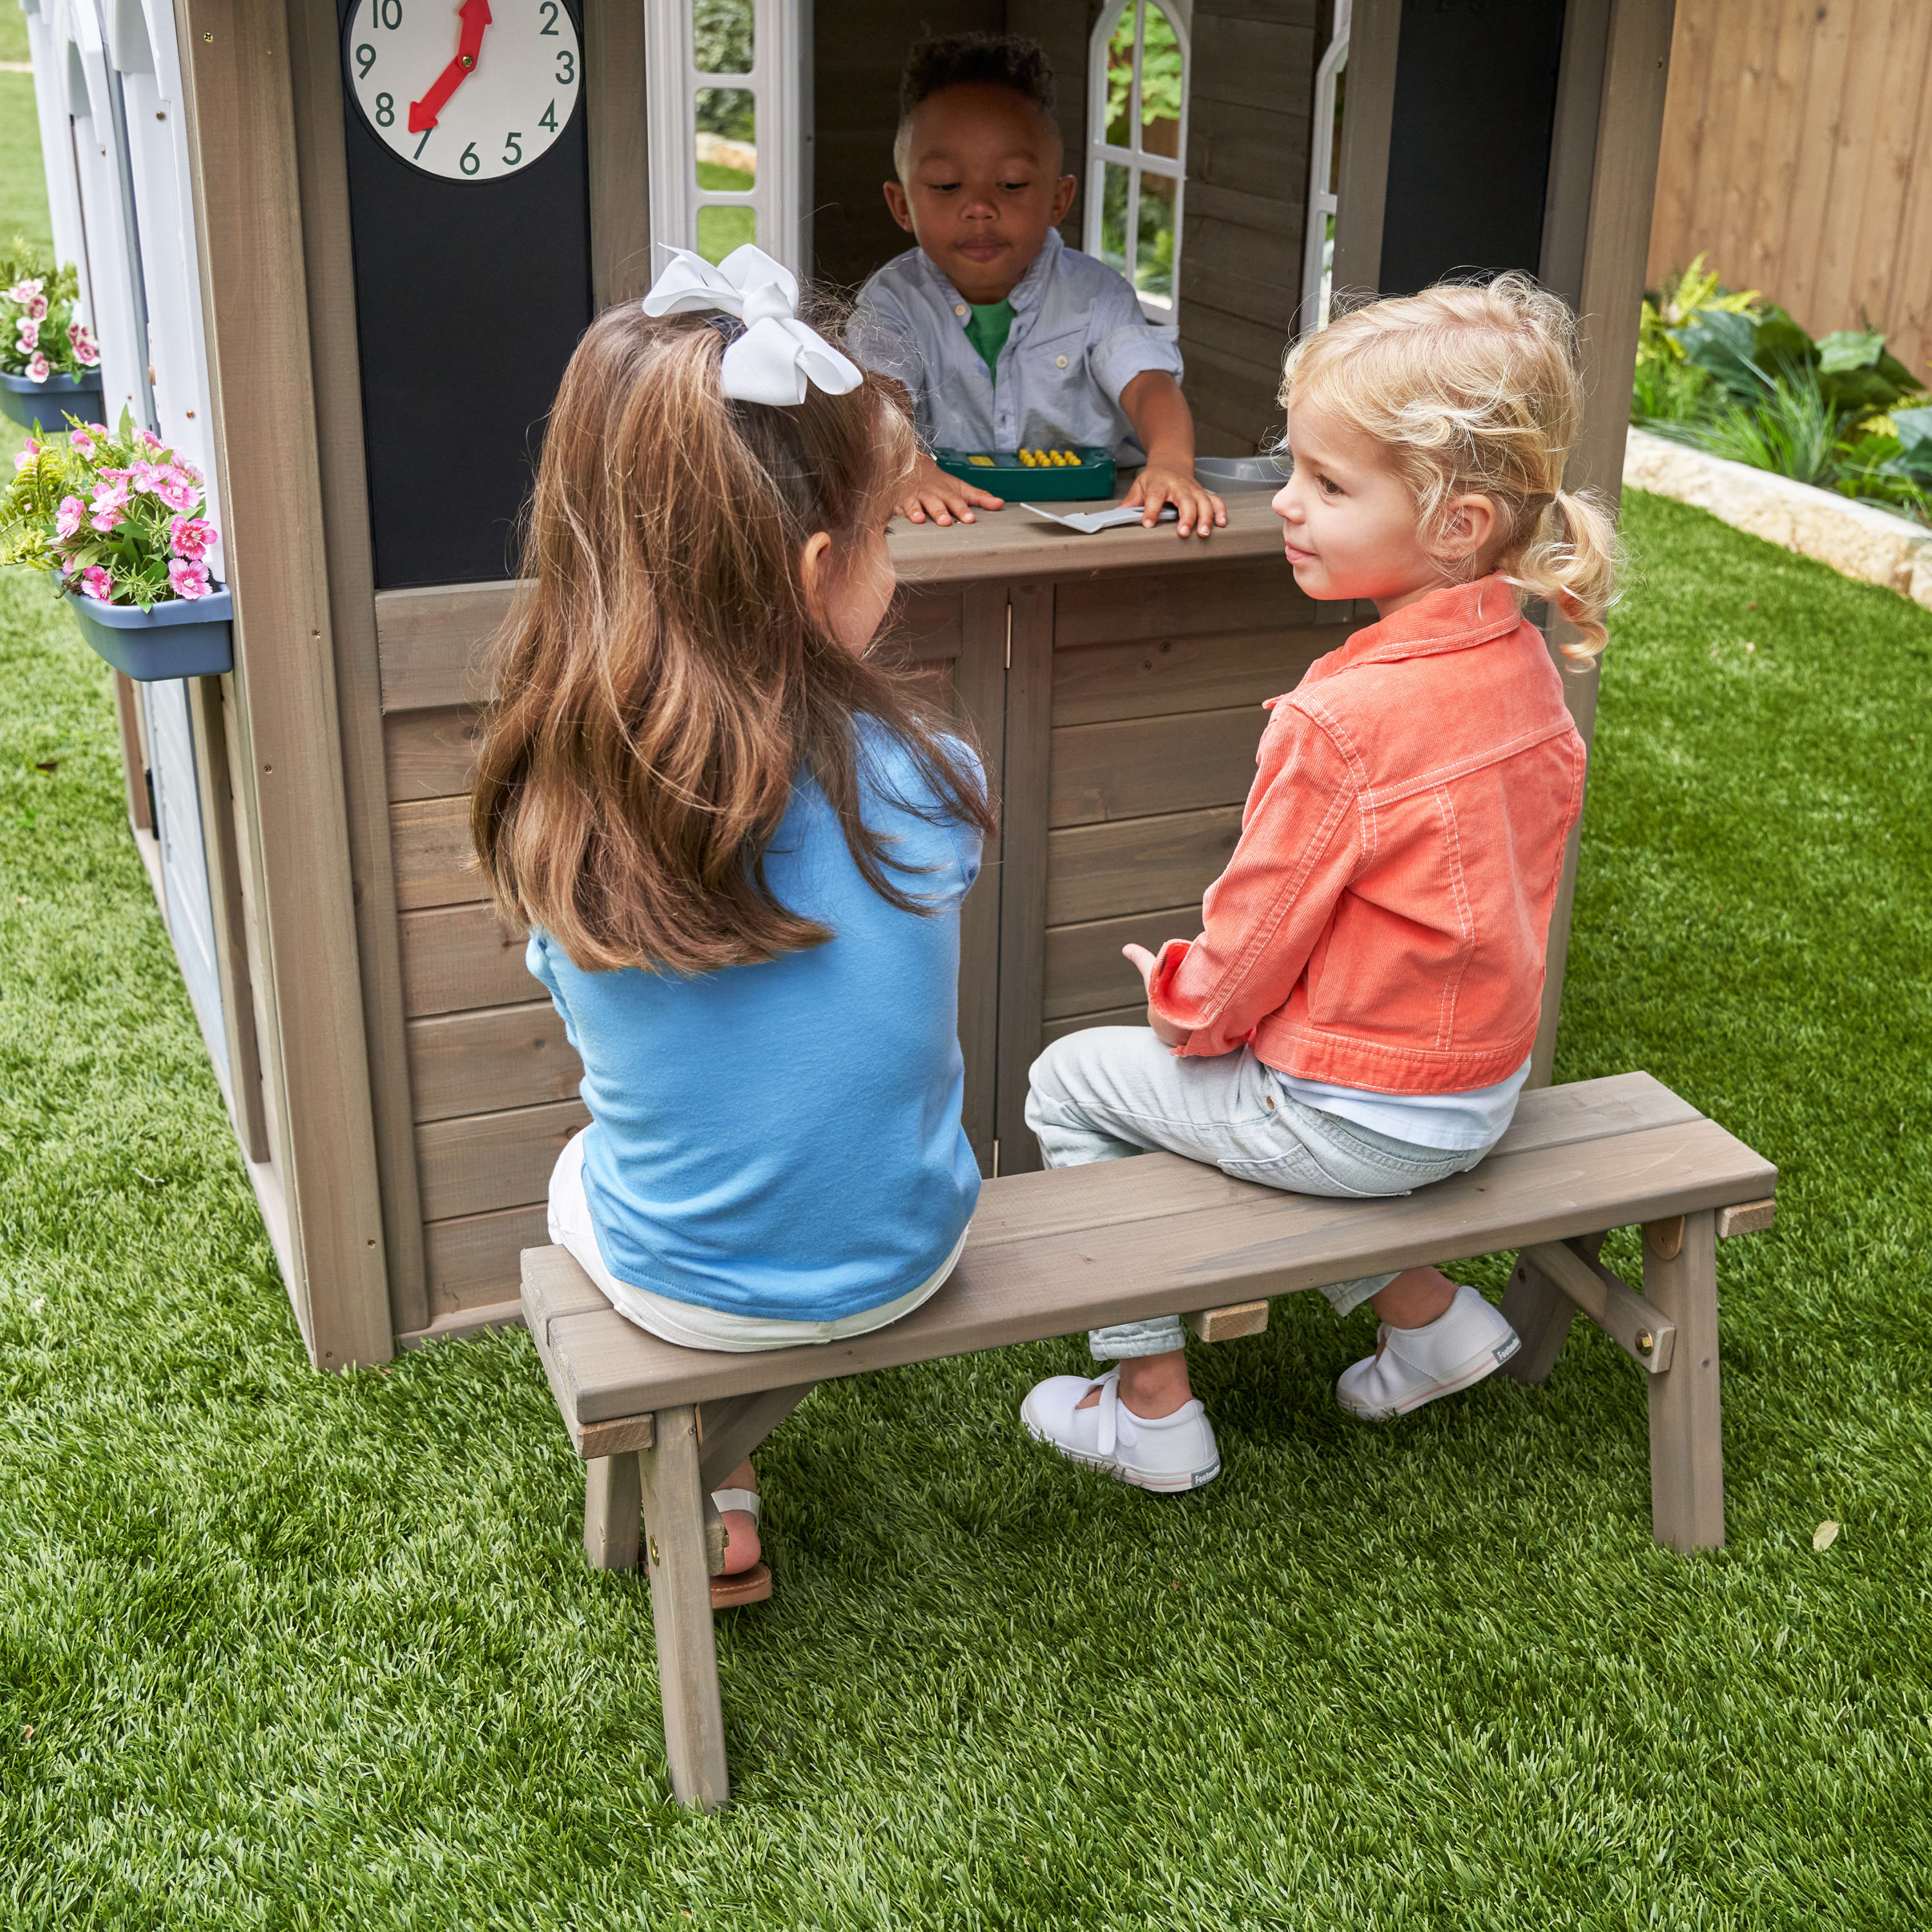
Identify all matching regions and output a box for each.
[65,583,234,680]
[0,368,105,435]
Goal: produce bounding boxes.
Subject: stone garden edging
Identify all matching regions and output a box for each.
[1623,425,1932,611]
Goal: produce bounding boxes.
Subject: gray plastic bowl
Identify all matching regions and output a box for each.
[1195,455,1291,493]
[0,368,104,435]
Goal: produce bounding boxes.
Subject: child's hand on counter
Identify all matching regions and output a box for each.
[1124,459,1227,539]
[896,453,1006,527]
[1119,369,1227,539]
[1122,942,1193,1050]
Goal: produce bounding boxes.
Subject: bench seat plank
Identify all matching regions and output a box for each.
[531,1103,1774,1425]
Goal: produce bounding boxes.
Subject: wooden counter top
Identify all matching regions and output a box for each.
[887,488,1287,587]
[373,493,1289,712]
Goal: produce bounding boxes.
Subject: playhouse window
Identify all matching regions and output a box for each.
[1300,0,1350,329]
[1085,0,1189,322]
[647,0,808,270]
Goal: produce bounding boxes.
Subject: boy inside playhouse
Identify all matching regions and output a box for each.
[851,32,1227,538]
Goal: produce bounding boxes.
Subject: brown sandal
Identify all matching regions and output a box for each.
[709,1486,770,1610]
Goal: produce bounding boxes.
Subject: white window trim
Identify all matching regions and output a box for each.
[645,0,813,274]
[1300,0,1351,329]
[1084,0,1190,326]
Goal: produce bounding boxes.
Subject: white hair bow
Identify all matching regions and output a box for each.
[642,244,864,407]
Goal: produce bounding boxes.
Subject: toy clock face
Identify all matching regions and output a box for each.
[343,0,582,182]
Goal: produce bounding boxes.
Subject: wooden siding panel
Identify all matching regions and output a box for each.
[1046,806,1242,927]
[400,902,535,1017]
[407,999,580,1124]
[392,797,484,911]
[1053,623,1322,726]
[426,1202,550,1316]
[417,1099,591,1222]
[1049,708,1264,827]
[1045,904,1202,1019]
[385,705,482,802]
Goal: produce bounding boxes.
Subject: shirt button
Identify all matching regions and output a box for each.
[1056,354,1069,368]
[954,304,968,317]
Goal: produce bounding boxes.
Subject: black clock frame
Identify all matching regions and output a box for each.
[336,0,594,589]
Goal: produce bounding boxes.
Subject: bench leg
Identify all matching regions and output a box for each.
[1643,1209,1725,1551]
[639,1405,730,1810]
[583,1454,643,1571]
[1498,1253,1575,1383]
[1499,1232,1601,1383]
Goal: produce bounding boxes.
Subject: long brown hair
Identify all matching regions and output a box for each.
[471,303,996,974]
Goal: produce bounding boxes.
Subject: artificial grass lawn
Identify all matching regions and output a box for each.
[3,480,1930,1926]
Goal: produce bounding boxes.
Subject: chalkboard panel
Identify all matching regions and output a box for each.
[337,0,593,589]
[1378,0,1567,298]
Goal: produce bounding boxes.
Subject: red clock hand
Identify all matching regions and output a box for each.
[408,0,493,134]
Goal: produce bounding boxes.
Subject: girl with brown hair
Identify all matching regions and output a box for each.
[472,248,997,1603]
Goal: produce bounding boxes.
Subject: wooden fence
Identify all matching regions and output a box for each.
[1647,0,1932,383]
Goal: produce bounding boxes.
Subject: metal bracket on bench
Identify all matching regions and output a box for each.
[1185,1300,1270,1344]
[1519,1238,1676,1374]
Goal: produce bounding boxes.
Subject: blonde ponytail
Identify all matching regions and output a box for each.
[1281,272,1620,668]
[1513,486,1620,662]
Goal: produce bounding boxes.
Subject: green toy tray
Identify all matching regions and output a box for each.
[933,445,1116,501]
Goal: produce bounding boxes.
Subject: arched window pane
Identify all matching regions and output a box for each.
[1140,6,1183,161]
[1099,160,1132,274]
[697,204,757,263]
[1104,5,1137,149]
[694,0,753,75]
[1135,169,1175,304]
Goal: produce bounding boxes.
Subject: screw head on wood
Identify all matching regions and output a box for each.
[649,1535,661,1567]
[1635,1329,1654,1356]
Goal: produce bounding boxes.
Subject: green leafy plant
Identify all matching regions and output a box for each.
[0,243,100,384]
[2,407,220,608]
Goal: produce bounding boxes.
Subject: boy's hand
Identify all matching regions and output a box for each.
[896,453,1005,527]
[1123,942,1192,1049]
[1123,460,1227,539]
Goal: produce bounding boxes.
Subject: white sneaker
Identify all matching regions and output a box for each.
[1336,1283,1520,1421]
[1021,1368,1222,1492]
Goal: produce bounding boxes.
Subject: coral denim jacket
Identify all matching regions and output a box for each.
[1148,576,1587,1092]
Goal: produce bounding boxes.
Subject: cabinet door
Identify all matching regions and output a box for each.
[143,677,229,1088]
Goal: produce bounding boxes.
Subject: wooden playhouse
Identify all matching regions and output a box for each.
[17,0,1676,1370]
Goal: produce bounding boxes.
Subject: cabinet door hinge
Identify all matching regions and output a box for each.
[990,1137,1001,1177]
[1005,599,1012,670]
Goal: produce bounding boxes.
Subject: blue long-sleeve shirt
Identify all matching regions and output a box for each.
[526,728,983,1323]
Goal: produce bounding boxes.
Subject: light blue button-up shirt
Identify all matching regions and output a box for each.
[849,229,1184,462]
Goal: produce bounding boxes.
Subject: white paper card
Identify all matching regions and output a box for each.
[1022,502,1180,534]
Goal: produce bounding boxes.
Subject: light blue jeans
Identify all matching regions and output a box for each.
[1025,1027,1497,1361]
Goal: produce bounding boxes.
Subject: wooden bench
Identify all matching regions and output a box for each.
[520,1071,1776,1810]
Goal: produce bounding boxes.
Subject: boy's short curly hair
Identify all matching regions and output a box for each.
[898,32,1057,123]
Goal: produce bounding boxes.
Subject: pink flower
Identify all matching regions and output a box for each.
[167,558,211,600]
[130,458,173,495]
[25,294,48,321]
[78,565,113,602]
[155,471,198,513]
[26,351,49,383]
[169,514,218,562]
[6,277,42,303]
[137,430,166,454]
[69,426,97,456]
[15,317,38,352]
[55,495,85,539]
[68,324,100,369]
[12,442,39,472]
[89,478,128,531]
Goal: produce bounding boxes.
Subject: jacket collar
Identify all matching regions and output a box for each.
[1329,575,1525,672]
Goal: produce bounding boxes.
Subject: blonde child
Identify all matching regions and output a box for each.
[1020,274,1616,1492]
[472,248,997,1599]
